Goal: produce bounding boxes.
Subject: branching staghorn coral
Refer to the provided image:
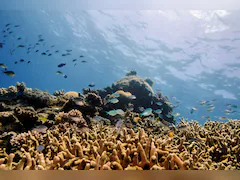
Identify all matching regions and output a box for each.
[0,119,239,170]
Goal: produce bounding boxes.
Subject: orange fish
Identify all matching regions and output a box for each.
[169,131,174,138]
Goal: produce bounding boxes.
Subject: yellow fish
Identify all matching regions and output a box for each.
[173,113,180,117]
[169,131,174,138]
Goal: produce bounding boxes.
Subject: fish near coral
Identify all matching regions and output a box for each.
[127,95,136,100]
[107,98,119,104]
[115,90,132,97]
[73,98,85,106]
[140,108,152,117]
[106,109,125,116]
[116,119,123,134]
[32,125,48,133]
[169,131,174,138]
[116,109,125,115]
[106,110,118,116]
[37,145,45,152]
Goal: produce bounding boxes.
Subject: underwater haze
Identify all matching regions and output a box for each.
[1,10,240,124]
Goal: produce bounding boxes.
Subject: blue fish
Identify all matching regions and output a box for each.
[166,114,172,118]
[112,93,120,98]
[156,102,163,106]
[154,109,162,114]
[128,95,136,100]
[37,145,45,152]
[140,108,152,117]
[107,98,119,104]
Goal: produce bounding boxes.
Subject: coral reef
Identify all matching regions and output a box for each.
[0,119,239,170]
[63,91,79,99]
[14,107,40,130]
[0,112,23,133]
[1,74,238,170]
[55,109,88,129]
[96,71,174,124]
[144,78,154,87]
[53,90,65,97]
[1,82,66,109]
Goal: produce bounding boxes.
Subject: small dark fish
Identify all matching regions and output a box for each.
[2,30,6,33]
[27,51,30,54]
[80,55,84,58]
[188,137,201,142]
[46,50,49,52]
[3,35,7,38]
[58,63,66,68]
[20,59,24,62]
[51,45,55,48]
[63,75,67,78]
[35,43,40,45]
[38,34,42,38]
[14,61,17,64]
[5,24,10,27]
[36,145,45,152]
[35,50,39,52]
[41,52,46,55]
[9,31,13,34]
[178,125,188,130]
[14,25,20,27]
[191,107,198,114]
[81,60,87,63]
[0,44,3,48]
[62,54,66,56]
[55,50,59,53]
[27,61,31,64]
[17,37,21,40]
[28,47,31,51]
[89,83,95,87]
[38,38,44,42]
[2,70,15,76]
[10,49,15,55]
[66,50,72,52]
[6,28,10,31]
[219,117,227,121]
[231,105,238,108]
[74,63,77,66]
[48,54,52,56]
[17,45,25,48]
[72,59,77,62]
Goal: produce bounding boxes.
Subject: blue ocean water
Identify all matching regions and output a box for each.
[0,10,240,124]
